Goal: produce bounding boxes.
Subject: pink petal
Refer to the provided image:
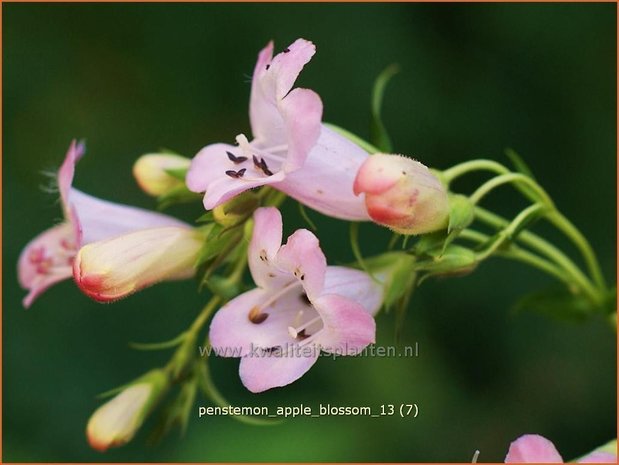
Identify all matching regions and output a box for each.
[313,294,376,355]
[578,452,617,463]
[505,435,564,463]
[276,228,326,299]
[209,287,304,358]
[275,125,371,221]
[70,189,189,245]
[239,346,319,393]
[18,222,75,308]
[58,139,85,219]
[250,39,317,146]
[324,266,383,316]
[248,207,289,290]
[279,88,323,173]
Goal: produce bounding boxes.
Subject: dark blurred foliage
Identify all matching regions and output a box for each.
[3,3,616,462]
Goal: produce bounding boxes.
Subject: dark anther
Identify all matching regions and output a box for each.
[226,151,248,164]
[283,48,290,53]
[296,329,310,340]
[226,169,246,178]
[249,307,269,324]
[253,155,261,168]
[299,292,311,305]
[300,274,305,281]
[259,158,273,176]
[266,64,271,70]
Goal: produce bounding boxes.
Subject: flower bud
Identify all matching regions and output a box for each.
[353,154,450,235]
[73,226,202,302]
[213,191,260,227]
[133,153,190,197]
[87,370,168,452]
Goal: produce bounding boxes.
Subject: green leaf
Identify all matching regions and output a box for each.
[512,287,595,322]
[370,64,399,153]
[505,148,535,179]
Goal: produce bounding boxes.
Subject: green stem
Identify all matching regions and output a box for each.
[442,159,510,183]
[188,296,222,337]
[458,229,570,285]
[474,206,601,305]
[547,210,607,290]
[469,172,553,206]
[444,159,607,296]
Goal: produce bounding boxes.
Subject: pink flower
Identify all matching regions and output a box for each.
[505,434,616,463]
[353,153,450,235]
[209,207,382,393]
[186,39,371,221]
[18,141,193,307]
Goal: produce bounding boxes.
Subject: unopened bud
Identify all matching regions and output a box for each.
[133,153,190,197]
[73,226,202,302]
[87,370,168,452]
[354,154,450,235]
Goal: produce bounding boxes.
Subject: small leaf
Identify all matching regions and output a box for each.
[505,148,535,179]
[370,64,399,153]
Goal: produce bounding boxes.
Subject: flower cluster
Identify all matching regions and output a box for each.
[17,37,613,459]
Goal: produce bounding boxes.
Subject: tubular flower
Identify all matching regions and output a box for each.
[504,434,616,463]
[209,207,382,393]
[18,141,193,307]
[186,38,371,221]
[353,153,450,235]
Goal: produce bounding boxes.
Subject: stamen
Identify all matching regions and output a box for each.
[289,316,321,337]
[257,280,303,312]
[226,151,248,164]
[266,64,270,70]
[283,48,290,53]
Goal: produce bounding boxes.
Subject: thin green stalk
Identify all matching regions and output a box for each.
[458,229,570,285]
[474,206,601,305]
[469,172,553,206]
[442,159,510,183]
[547,210,606,290]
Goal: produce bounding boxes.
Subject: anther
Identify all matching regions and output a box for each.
[266,64,270,70]
[226,151,248,164]
[283,48,290,53]
[249,306,269,324]
[225,168,246,178]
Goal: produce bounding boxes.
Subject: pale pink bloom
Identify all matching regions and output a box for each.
[353,153,450,235]
[18,141,191,308]
[186,39,371,221]
[505,434,616,463]
[209,207,381,393]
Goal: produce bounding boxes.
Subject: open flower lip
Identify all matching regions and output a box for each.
[186,38,371,221]
[209,207,381,393]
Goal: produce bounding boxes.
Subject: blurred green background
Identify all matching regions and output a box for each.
[3,3,616,462]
